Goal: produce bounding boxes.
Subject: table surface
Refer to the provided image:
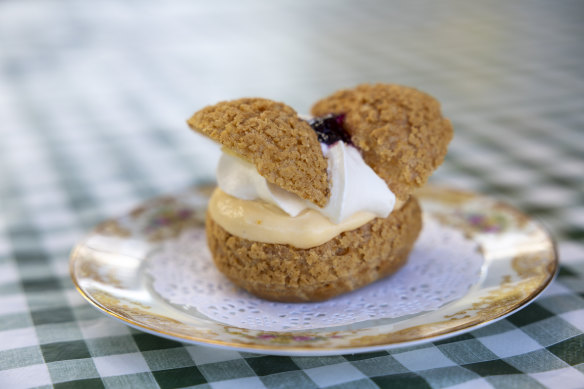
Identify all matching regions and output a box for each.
[1,1,583,388]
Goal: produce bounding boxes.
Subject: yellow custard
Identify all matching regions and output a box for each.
[208,188,382,249]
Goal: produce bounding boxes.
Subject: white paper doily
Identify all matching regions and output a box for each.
[148,216,484,331]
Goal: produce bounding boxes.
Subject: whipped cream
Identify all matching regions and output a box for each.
[217,141,396,223]
[217,152,307,217]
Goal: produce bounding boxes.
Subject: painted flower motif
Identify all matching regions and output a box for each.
[462,211,508,233]
[253,333,343,343]
[135,202,203,241]
[257,334,277,340]
[144,207,194,233]
[225,327,344,344]
[434,207,511,238]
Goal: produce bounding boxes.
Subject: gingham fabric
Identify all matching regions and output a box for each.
[1,1,583,388]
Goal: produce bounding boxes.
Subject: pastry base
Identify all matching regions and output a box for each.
[205,196,422,302]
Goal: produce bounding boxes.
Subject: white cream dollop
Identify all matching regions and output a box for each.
[216,142,396,223]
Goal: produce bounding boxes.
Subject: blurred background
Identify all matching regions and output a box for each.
[1,2,584,387]
[1,0,583,240]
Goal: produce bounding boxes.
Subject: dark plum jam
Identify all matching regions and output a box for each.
[308,114,352,145]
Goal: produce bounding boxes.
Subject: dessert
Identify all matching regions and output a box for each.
[187,83,453,302]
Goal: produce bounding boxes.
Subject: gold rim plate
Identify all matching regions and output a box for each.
[70,185,557,356]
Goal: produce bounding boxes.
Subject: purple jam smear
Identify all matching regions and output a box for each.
[308,114,352,145]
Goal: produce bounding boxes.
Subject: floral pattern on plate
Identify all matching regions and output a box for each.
[70,185,557,356]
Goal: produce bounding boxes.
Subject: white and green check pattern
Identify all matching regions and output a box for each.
[1,1,583,388]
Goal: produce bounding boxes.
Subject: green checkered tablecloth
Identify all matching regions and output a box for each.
[1,1,583,388]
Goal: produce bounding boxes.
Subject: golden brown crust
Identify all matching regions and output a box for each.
[206,197,422,302]
[188,98,329,207]
[311,83,453,200]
